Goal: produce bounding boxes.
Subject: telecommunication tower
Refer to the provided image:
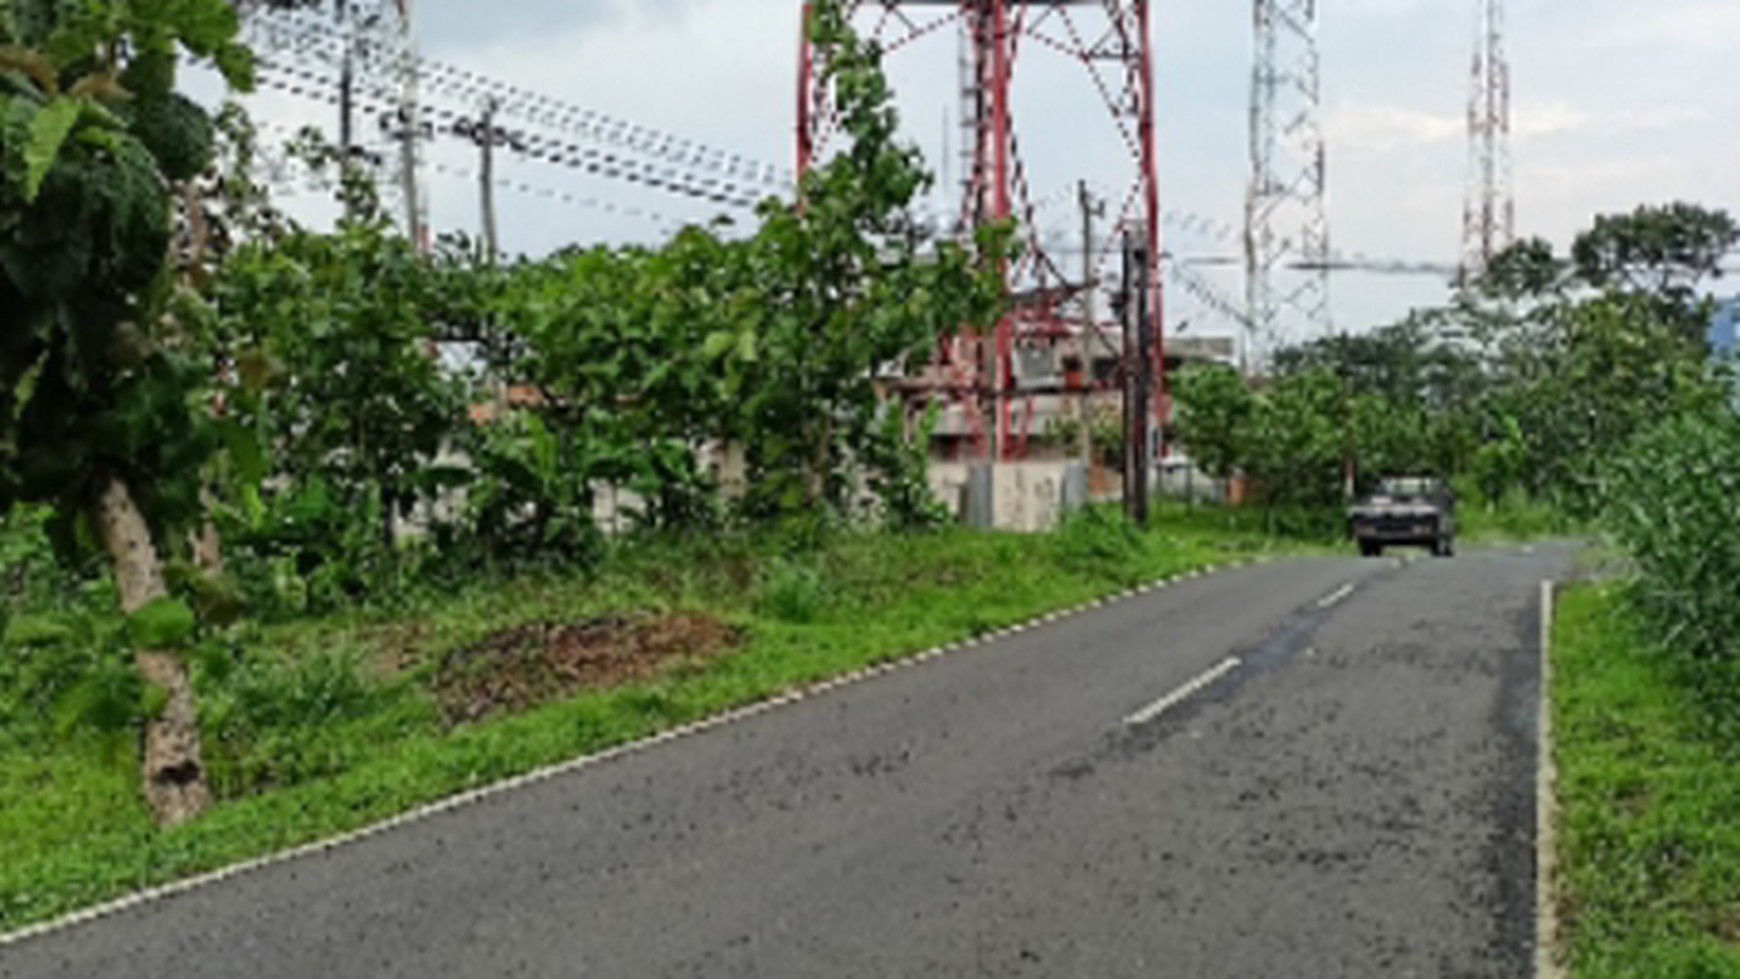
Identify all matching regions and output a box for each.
[797,0,1162,462]
[241,0,427,247]
[1245,0,1331,367]
[1461,0,1512,281]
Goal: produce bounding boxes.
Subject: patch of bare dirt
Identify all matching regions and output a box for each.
[434,613,741,725]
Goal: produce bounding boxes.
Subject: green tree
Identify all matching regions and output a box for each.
[710,2,1008,516]
[0,0,254,824]
[479,0,1007,526]
[1172,365,1254,481]
[1173,366,1347,509]
[1572,202,1737,303]
[213,147,468,560]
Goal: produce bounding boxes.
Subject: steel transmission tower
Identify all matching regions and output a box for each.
[1245,0,1331,367]
[1461,0,1513,281]
[798,0,1162,462]
[241,0,427,247]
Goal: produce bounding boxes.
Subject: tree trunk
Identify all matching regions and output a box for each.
[94,476,212,827]
[190,489,225,576]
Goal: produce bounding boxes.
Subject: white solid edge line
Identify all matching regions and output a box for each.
[1316,582,1357,610]
[1537,579,1563,979]
[1123,656,1243,727]
[0,556,1271,949]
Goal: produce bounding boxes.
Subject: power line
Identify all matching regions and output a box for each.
[242,8,792,194]
[250,118,689,234]
[424,160,682,231]
[252,59,764,209]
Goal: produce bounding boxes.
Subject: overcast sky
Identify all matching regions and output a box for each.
[237,0,1740,343]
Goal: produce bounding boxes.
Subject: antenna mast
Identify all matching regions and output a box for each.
[1461,0,1513,281]
[1245,0,1331,369]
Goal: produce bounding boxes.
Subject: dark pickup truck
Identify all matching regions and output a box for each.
[1348,477,1457,558]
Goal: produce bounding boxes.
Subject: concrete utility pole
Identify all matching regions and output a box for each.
[336,0,354,157]
[395,21,424,252]
[479,98,500,264]
[1079,180,1104,467]
[1122,230,1154,527]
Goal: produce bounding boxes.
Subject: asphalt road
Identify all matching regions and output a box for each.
[1,545,1572,978]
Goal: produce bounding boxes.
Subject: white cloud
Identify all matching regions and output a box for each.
[1587,2,1740,51]
[1324,104,1462,153]
[1514,103,1590,139]
[1325,99,1707,155]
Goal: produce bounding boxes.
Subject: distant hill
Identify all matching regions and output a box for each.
[1713,297,1740,355]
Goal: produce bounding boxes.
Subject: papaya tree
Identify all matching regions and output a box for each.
[1,0,254,825]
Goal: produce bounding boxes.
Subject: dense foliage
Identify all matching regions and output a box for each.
[191,3,1005,616]
[1,0,1004,824]
[1,0,251,539]
[1174,203,1737,519]
[2,0,259,824]
[1605,412,1740,659]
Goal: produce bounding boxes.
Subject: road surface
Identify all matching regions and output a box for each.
[1,545,1571,978]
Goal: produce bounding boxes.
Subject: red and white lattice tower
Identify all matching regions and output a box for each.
[797,1,1162,462]
[1461,0,1512,281]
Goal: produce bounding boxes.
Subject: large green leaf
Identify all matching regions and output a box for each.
[166,0,240,55]
[129,596,196,649]
[21,93,77,202]
[4,613,73,647]
[216,417,267,485]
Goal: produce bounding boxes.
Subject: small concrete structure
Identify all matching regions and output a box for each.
[931,460,1090,533]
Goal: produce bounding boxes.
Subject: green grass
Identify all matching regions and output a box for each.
[1460,490,1587,544]
[1552,584,1740,977]
[0,505,1310,932]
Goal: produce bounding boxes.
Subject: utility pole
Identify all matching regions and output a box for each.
[1121,230,1153,527]
[1078,180,1104,468]
[457,101,522,262]
[395,11,424,253]
[478,98,501,264]
[336,0,354,157]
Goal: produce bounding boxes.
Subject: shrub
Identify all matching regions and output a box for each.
[198,643,425,797]
[756,560,833,624]
[1051,506,1144,580]
[1604,412,1740,658]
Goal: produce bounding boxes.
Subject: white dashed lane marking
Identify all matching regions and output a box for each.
[1316,582,1357,610]
[1124,657,1243,727]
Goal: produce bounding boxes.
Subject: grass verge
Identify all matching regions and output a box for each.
[0,504,1312,933]
[1552,583,1740,976]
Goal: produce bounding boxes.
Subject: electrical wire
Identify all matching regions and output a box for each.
[423,159,682,231]
[252,59,765,209]
[241,8,793,193]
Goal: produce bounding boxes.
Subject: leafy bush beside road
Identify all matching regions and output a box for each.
[1604,412,1740,659]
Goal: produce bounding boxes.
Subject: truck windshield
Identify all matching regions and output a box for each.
[1378,478,1437,498]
